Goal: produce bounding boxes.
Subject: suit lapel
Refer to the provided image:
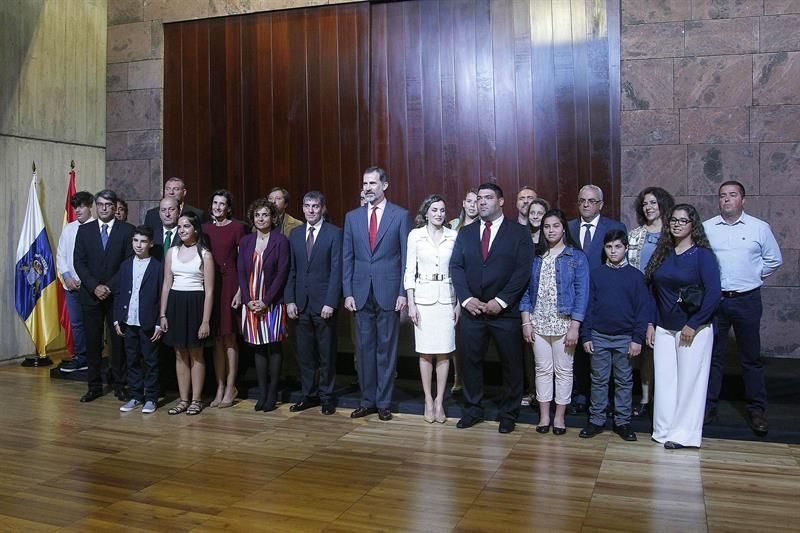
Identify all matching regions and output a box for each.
[307,223,325,267]
[141,257,157,287]
[485,219,508,261]
[262,230,279,264]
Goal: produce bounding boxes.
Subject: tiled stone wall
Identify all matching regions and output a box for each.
[105,0,365,225]
[621,0,800,357]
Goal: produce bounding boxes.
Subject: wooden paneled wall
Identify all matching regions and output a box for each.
[164,0,620,223]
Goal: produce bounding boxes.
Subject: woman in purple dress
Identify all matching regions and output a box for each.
[203,190,248,408]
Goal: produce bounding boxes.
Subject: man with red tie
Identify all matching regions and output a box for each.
[449,182,534,433]
[342,167,410,421]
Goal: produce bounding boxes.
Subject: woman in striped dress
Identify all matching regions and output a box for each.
[237,198,290,412]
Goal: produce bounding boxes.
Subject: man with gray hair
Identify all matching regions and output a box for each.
[144,177,204,231]
[567,184,626,414]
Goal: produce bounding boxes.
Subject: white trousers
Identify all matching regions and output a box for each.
[652,324,713,447]
[533,334,574,405]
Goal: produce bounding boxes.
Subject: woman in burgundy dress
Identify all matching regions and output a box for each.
[203,189,248,408]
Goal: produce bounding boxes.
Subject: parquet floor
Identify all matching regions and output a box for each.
[0,362,798,532]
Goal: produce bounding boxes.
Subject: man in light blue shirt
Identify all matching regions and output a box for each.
[703,181,782,435]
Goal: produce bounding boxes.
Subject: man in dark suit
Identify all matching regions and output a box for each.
[450,182,534,434]
[343,167,410,421]
[144,176,204,232]
[74,189,135,402]
[285,191,343,415]
[567,184,627,414]
[151,197,181,261]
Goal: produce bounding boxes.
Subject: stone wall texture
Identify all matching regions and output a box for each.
[621,0,800,357]
[107,0,800,357]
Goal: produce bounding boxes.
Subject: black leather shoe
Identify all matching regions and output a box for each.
[748,410,769,435]
[80,390,103,403]
[664,441,685,449]
[350,406,377,419]
[704,407,718,425]
[456,416,484,429]
[378,408,392,421]
[535,424,551,434]
[579,423,604,438]
[498,420,516,434]
[567,403,587,415]
[613,424,637,441]
[552,426,567,436]
[321,401,336,415]
[290,398,320,412]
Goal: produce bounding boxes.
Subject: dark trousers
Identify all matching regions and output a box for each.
[459,312,523,422]
[123,324,160,402]
[706,289,767,413]
[572,344,591,405]
[296,309,338,402]
[82,299,126,392]
[354,289,400,409]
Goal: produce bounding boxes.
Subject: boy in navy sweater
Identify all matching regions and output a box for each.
[114,225,163,414]
[579,230,651,441]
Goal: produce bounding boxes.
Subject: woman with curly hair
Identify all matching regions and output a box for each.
[627,187,674,417]
[645,204,721,449]
[238,198,290,412]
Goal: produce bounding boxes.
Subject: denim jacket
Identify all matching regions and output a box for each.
[519,245,590,321]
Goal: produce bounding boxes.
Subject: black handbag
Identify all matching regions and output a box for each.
[677,284,704,315]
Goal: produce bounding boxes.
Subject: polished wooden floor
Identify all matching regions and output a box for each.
[0,362,798,532]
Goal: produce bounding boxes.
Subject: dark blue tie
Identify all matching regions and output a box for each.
[582,223,592,252]
[101,223,109,249]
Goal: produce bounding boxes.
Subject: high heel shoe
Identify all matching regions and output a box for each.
[434,405,446,424]
[423,403,434,423]
[219,387,238,409]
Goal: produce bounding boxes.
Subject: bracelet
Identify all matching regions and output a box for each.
[521,321,533,327]
[159,315,166,319]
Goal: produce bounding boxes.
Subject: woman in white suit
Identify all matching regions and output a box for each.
[405,194,460,423]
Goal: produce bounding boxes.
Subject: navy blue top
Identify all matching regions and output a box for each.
[651,246,721,331]
[581,264,652,345]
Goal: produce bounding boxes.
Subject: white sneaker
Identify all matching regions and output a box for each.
[141,400,157,414]
[119,399,142,412]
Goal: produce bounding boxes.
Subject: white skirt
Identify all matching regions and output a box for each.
[414,301,456,354]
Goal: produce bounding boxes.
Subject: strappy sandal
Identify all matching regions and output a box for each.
[168,399,190,415]
[186,400,204,416]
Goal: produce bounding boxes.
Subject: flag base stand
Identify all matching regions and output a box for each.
[21,356,53,367]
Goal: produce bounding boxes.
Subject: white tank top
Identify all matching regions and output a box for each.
[170,247,205,291]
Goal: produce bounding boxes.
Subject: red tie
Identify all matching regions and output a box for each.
[369,206,378,252]
[306,226,315,259]
[481,220,492,260]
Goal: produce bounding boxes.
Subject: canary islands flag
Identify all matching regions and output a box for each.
[15,173,59,355]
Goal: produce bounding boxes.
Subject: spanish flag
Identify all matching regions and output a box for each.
[15,173,60,356]
[58,169,77,354]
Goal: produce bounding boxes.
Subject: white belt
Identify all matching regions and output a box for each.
[417,273,449,281]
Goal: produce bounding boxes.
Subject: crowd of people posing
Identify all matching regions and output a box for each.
[56,168,782,449]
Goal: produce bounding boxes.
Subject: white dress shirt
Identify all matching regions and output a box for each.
[126,257,151,326]
[56,217,95,288]
[366,198,388,229]
[464,215,507,309]
[579,214,600,244]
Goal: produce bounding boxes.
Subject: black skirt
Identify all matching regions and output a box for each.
[163,290,214,348]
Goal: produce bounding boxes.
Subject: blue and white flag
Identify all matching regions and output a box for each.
[15,173,59,355]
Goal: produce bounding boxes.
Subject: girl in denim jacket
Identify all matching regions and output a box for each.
[520,209,589,435]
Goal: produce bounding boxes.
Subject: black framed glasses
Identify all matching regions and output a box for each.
[669,217,691,226]
[577,198,601,206]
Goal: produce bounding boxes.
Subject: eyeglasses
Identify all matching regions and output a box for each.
[669,217,691,226]
[578,198,601,205]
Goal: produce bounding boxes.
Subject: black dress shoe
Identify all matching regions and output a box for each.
[350,406,377,419]
[613,424,637,442]
[664,441,685,449]
[567,403,587,415]
[80,390,103,403]
[552,426,567,436]
[704,407,718,425]
[579,423,604,438]
[498,420,516,434]
[290,398,320,412]
[378,408,392,421]
[748,410,769,435]
[456,416,484,429]
[321,401,336,415]
[536,424,551,434]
